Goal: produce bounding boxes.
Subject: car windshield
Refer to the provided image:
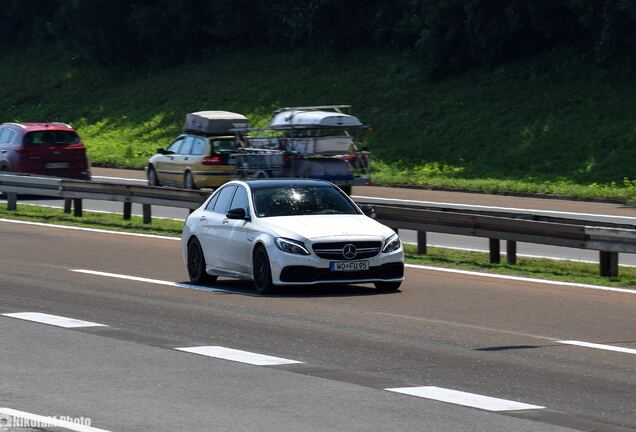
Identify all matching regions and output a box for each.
[211,139,237,154]
[252,185,359,218]
[25,131,80,146]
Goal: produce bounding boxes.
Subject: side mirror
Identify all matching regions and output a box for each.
[360,204,375,217]
[226,207,249,221]
[157,148,167,155]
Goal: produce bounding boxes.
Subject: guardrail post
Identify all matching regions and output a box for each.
[123,202,132,220]
[63,198,72,213]
[599,251,619,277]
[73,199,82,217]
[417,231,427,255]
[489,239,501,264]
[506,240,517,265]
[142,204,152,224]
[7,193,17,211]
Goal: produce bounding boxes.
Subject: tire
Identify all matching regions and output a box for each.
[187,238,217,284]
[252,245,273,294]
[184,171,196,189]
[374,281,401,292]
[147,166,159,186]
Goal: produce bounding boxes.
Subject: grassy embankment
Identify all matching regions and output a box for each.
[2,204,633,289]
[1,47,636,202]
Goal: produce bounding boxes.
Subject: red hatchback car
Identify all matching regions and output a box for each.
[0,122,91,180]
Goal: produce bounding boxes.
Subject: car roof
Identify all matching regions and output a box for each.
[241,179,333,190]
[2,122,75,132]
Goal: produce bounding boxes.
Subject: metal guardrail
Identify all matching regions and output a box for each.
[0,173,208,223]
[352,197,636,278]
[0,173,633,278]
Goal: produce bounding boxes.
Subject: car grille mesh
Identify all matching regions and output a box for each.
[312,241,382,260]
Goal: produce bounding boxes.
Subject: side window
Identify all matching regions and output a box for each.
[0,128,8,144]
[191,137,205,155]
[7,130,17,144]
[167,138,183,154]
[204,193,219,211]
[212,185,237,214]
[180,136,194,155]
[229,186,249,213]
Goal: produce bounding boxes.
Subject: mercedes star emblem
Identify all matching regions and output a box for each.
[342,243,357,260]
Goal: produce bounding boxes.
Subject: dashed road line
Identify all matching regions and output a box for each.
[385,386,544,412]
[558,340,636,355]
[175,346,303,366]
[2,312,107,328]
[0,407,110,432]
[71,269,256,296]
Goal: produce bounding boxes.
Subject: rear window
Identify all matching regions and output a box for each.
[210,139,237,154]
[24,131,80,146]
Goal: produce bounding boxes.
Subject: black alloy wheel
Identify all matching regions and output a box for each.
[253,246,273,294]
[187,238,217,284]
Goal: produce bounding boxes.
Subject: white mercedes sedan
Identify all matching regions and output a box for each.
[181,179,404,293]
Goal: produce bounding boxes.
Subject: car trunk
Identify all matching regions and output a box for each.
[19,131,89,176]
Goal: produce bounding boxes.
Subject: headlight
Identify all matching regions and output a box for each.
[275,237,310,255]
[382,233,401,253]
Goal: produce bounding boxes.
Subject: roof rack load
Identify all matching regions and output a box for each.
[184,111,249,135]
[269,105,363,130]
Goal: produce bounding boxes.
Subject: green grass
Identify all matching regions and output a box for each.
[0,204,633,289]
[2,46,636,202]
[403,244,636,289]
[0,203,184,236]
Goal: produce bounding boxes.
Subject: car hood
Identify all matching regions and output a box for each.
[257,214,395,240]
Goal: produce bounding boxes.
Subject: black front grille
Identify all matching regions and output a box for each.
[312,241,382,260]
[280,262,404,283]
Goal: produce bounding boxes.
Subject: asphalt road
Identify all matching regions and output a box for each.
[11,167,636,266]
[1,220,634,431]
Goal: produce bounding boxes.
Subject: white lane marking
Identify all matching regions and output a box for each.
[71,269,256,296]
[92,175,147,183]
[1,218,631,295]
[2,312,106,328]
[0,218,179,240]
[0,201,185,221]
[405,264,636,294]
[404,241,636,267]
[353,195,635,222]
[175,346,302,366]
[0,407,110,432]
[558,340,636,355]
[385,386,544,411]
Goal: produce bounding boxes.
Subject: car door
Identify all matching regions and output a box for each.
[198,185,237,273]
[155,137,184,185]
[0,127,9,168]
[172,135,194,186]
[222,185,251,275]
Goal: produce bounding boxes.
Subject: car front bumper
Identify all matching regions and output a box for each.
[267,243,404,286]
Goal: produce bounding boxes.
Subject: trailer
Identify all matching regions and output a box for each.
[231,105,371,194]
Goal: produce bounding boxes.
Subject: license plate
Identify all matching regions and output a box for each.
[330,260,369,272]
[45,162,69,169]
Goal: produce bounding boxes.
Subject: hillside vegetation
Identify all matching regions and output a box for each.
[2,0,635,201]
[2,47,636,201]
